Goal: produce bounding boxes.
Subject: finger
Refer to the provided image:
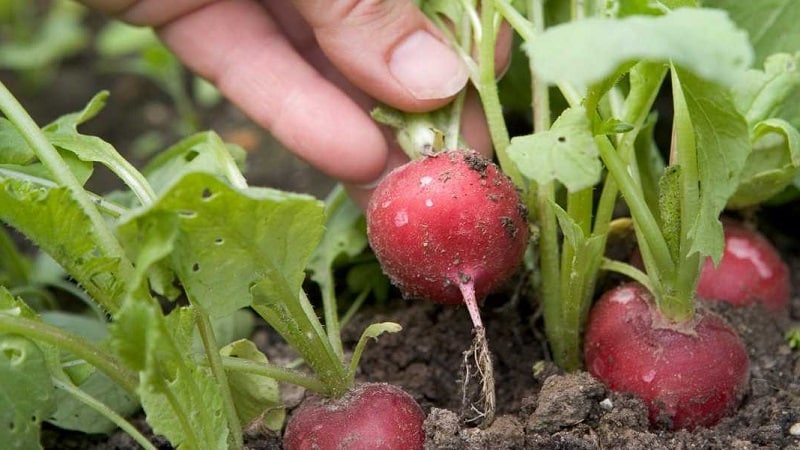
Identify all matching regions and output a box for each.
[290,0,470,112]
[154,0,391,185]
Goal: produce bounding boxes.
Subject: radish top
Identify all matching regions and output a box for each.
[366,149,529,305]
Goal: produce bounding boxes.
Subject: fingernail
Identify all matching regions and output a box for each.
[389,30,469,100]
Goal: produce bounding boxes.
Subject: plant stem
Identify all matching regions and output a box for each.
[52,377,158,450]
[0,81,134,313]
[220,357,328,394]
[0,315,138,395]
[195,309,243,450]
[477,0,522,188]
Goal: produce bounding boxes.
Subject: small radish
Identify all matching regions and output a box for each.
[696,220,790,313]
[584,283,750,430]
[366,149,529,425]
[366,149,529,306]
[283,383,425,450]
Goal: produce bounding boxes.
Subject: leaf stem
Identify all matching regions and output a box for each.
[51,377,158,450]
[195,309,243,450]
[477,0,522,188]
[0,315,138,395]
[220,357,328,394]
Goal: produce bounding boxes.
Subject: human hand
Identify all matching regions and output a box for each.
[81,0,510,208]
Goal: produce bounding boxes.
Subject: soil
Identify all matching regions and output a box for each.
[4,16,800,449]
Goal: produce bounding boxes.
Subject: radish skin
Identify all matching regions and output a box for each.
[584,283,750,430]
[696,220,790,313]
[283,383,425,450]
[366,149,528,305]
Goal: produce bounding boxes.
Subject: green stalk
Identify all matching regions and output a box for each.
[0,315,138,395]
[52,377,158,450]
[252,288,350,398]
[596,137,674,281]
[477,0,522,188]
[195,309,243,450]
[220,357,328,394]
[0,81,134,314]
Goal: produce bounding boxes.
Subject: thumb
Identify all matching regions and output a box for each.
[291,0,469,112]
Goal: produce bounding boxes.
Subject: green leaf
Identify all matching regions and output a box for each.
[119,172,325,318]
[110,302,228,450]
[219,339,284,431]
[0,118,35,165]
[141,132,247,195]
[0,175,127,311]
[732,53,800,128]
[671,68,751,262]
[728,118,800,208]
[41,92,156,204]
[704,0,800,67]
[507,107,602,192]
[38,311,140,434]
[0,333,55,450]
[43,91,108,132]
[529,8,753,90]
[308,187,368,294]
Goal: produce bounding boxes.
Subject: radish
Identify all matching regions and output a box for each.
[584,283,750,430]
[366,149,529,425]
[366,149,528,307]
[696,220,790,313]
[283,383,425,450]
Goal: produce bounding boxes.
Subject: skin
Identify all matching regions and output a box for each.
[77,0,511,208]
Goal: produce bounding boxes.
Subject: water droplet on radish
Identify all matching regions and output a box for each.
[425,199,433,207]
[394,210,409,227]
[419,176,433,186]
[642,369,656,383]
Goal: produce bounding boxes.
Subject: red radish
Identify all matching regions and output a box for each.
[696,220,790,313]
[366,149,528,307]
[584,283,749,430]
[283,382,425,450]
[366,149,528,426]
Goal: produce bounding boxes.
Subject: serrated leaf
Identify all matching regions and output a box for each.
[0,333,55,450]
[110,302,227,450]
[0,175,126,311]
[529,8,753,90]
[508,107,602,192]
[705,0,800,67]
[119,172,325,318]
[671,68,751,262]
[220,339,284,431]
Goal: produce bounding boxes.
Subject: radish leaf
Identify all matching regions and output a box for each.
[507,107,601,192]
[219,339,284,432]
[529,8,752,90]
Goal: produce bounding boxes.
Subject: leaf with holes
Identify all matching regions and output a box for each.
[0,333,55,450]
[507,107,602,192]
[118,172,325,318]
